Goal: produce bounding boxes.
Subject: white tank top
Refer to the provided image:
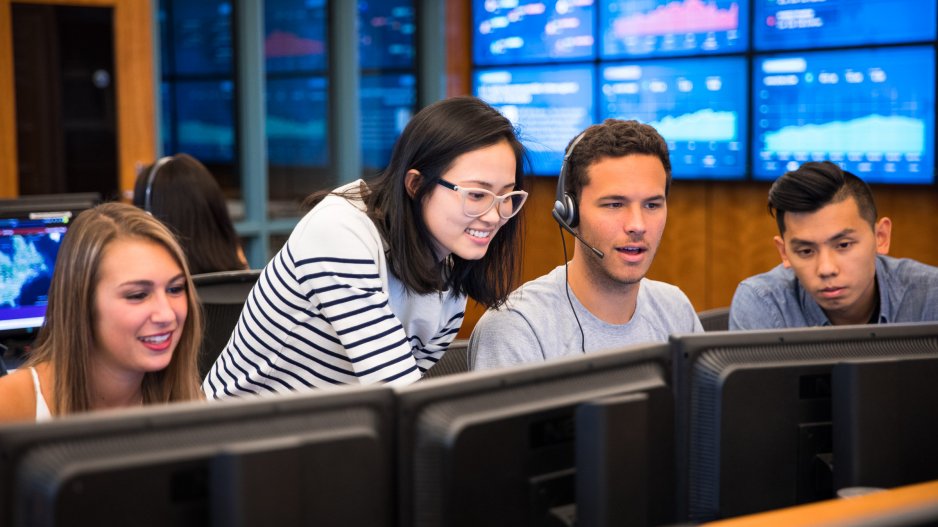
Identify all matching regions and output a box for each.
[30,367,52,422]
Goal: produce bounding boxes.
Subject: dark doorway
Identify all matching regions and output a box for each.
[13,5,118,199]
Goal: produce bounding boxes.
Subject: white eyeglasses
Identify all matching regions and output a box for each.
[437,179,529,219]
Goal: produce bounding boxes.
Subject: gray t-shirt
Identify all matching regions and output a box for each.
[469,265,703,370]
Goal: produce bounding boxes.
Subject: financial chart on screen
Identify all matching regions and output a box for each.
[600,0,748,59]
[473,0,596,65]
[170,0,233,75]
[0,216,68,333]
[361,74,415,170]
[754,0,938,51]
[600,57,747,179]
[264,0,327,73]
[360,0,415,70]
[266,76,329,167]
[753,47,935,184]
[475,65,595,175]
[173,80,235,164]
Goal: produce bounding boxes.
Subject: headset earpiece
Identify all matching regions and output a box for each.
[554,132,587,229]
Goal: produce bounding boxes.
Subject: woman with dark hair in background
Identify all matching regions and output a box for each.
[0,203,204,422]
[203,95,529,397]
[133,153,248,274]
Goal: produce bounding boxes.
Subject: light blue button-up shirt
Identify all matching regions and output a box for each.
[729,255,938,330]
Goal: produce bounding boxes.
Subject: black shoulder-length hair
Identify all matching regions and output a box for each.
[308,95,527,309]
[133,153,245,275]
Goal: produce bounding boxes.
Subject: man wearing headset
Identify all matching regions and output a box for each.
[469,119,702,370]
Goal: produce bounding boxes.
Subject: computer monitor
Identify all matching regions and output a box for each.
[0,205,93,339]
[599,56,748,180]
[671,322,938,522]
[0,386,395,527]
[395,343,676,527]
[832,356,938,492]
[752,46,935,184]
[474,64,595,176]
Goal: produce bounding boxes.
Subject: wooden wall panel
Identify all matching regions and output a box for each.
[0,0,16,196]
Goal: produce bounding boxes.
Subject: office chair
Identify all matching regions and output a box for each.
[422,338,469,379]
[697,306,731,332]
[192,269,261,380]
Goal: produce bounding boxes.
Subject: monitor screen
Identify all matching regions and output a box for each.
[172,80,236,164]
[474,64,595,176]
[0,386,395,527]
[266,76,329,168]
[600,0,749,59]
[170,0,234,75]
[360,0,415,70]
[395,343,677,527]
[264,0,328,74]
[0,211,76,336]
[671,322,938,522]
[754,0,938,51]
[600,56,748,179]
[753,46,936,184]
[361,73,415,171]
[472,0,596,66]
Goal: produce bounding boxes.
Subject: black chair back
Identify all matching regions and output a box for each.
[192,270,261,380]
[697,307,730,332]
[422,339,469,379]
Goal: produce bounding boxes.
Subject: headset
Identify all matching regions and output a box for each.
[143,156,173,213]
[552,132,604,259]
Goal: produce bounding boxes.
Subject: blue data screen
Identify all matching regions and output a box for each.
[361,74,415,170]
[264,0,328,73]
[171,1,233,75]
[474,65,595,175]
[753,47,935,184]
[174,80,235,164]
[266,77,329,167]
[754,0,938,51]
[360,0,415,70]
[473,0,596,65]
[600,0,748,58]
[600,57,747,179]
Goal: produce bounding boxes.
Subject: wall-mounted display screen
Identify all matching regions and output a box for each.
[266,76,329,167]
[474,64,596,175]
[600,56,748,179]
[170,0,233,75]
[754,0,938,51]
[361,74,415,170]
[600,0,748,59]
[264,0,328,73]
[360,0,415,70]
[753,46,935,184]
[473,0,596,66]
[173,80,235,164]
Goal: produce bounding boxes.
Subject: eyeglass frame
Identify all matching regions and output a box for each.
[436,179,529,219]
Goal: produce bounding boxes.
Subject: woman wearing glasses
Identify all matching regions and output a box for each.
[202,96,528,396]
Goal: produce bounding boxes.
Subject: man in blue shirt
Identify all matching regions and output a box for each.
[730,161,938,330]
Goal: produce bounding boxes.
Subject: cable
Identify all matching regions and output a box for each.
[559,224,586,354]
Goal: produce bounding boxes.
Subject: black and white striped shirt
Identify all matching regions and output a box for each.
[203,181,466,398]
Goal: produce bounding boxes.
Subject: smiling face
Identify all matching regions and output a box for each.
[575,154,668,288]
[417,139,519,260]
[775,196,892,325]
[93,237,189,381]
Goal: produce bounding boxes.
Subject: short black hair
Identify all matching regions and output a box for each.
[563,119,672,202]
[768,161,878,236]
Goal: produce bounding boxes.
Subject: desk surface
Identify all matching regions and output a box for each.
[704,480,938,527]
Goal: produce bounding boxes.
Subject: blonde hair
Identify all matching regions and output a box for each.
[27,202,203,415]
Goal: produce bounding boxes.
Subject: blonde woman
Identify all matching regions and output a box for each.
[0,202,203,422]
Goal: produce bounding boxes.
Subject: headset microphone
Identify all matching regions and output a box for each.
[552,207,604,259]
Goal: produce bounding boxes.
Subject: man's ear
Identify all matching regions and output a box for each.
[404,170,421,198]
[874,217,892,255]
[774,235,792,268]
